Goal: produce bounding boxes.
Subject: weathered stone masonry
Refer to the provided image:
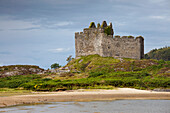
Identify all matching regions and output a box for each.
[75,21,144,59]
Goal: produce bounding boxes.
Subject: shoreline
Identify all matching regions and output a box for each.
[0,88,170,108]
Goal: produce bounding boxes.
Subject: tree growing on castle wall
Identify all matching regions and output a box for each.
[104,26,112,35]
[89,22,96,28]
[97,23,100,28]
[101,21,107,28]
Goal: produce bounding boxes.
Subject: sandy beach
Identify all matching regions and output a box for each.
[0,88,170,108]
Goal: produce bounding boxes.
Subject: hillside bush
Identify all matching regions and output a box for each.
[88,71,105,78]
[145,46,170,61]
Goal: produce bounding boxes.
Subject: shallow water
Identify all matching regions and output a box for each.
[0,100,170,113]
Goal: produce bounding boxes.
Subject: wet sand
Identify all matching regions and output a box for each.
[0,88,170,108]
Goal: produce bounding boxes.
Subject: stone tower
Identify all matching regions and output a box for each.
[75,21,144,59]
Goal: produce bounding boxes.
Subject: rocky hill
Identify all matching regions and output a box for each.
[0,65,44,78]
[145,46,170,61]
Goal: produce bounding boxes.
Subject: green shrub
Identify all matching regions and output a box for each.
[122,79,141,87]
[42,78,52,81]
[4,68,8,70]
[20,82,36,90]
[0,74,43,89]
[51,63,61,69]
[104,26,112,35]
[105,79,123,86]
[89,22,96,28]
[97,23,100,28]
[88,72,104,78]
[158,59,165,65]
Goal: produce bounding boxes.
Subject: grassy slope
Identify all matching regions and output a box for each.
[0,55,169,91]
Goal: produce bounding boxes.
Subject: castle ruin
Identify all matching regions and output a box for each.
[75,21,144,59]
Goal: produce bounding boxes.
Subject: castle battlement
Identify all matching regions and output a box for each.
[75,28,105,36]
[113,35,144,42]
[75,21,144,59]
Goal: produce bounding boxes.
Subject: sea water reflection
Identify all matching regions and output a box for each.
[0,100,170,113]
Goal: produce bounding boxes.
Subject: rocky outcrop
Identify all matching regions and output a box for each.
[47,67,71,73]
[0,65,44,78]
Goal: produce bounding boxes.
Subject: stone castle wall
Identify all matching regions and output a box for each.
[75,21,144,59]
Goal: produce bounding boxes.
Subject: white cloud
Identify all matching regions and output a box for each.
[44,0,86,5]
[149,0,166,4]
[48,48,71,53]
[53,21,74,27]
[0,17,40,30]
[0,16,74,31]
[149,15,170,21]
[149,16,165,19]
[114,21,127,26]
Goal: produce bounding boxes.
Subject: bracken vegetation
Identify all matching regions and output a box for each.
[0,55,169,91]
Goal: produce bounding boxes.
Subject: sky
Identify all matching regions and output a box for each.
[0,0,170,69]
